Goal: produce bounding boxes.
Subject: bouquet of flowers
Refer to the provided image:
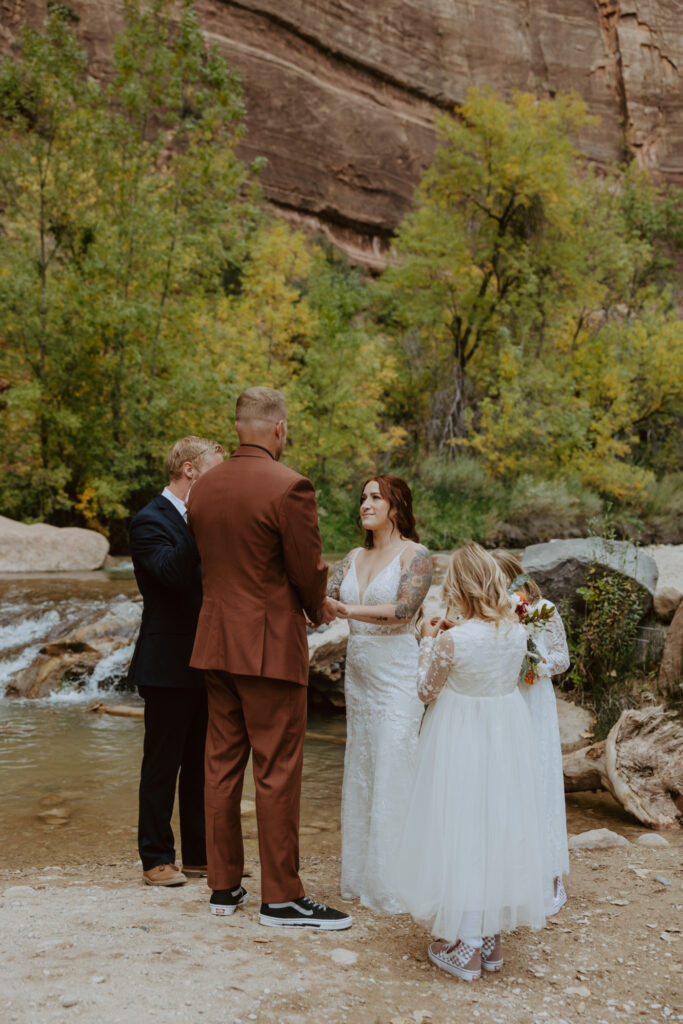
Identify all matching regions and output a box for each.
[509,574,556,685]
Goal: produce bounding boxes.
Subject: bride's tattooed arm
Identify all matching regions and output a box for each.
[327,552,353,599]
[337,545,432,624]
[395,546,432,620]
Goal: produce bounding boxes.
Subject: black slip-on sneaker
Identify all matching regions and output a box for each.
[210,886,249,916]
[259,896,352,930]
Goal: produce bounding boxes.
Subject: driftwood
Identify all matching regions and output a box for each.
[86,702,347,744]
[563,706,683,830]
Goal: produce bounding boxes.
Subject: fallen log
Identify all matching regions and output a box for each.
[86,701,347,743]
[563,706,683,830]
[88,701,142,718]
[604,706,683,830]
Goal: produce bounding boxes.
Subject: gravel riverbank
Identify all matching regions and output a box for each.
[1,830,681,1024]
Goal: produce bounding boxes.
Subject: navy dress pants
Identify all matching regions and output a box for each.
[138,686,208,871]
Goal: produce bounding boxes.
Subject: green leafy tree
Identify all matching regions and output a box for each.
[0,1,255,539]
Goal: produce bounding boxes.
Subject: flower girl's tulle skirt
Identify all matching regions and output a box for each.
[394,687,547,940]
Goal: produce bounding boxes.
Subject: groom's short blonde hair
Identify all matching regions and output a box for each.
[167,436,225,480]
[235,386,287,427]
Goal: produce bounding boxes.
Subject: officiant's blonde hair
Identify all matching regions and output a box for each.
[167,436,225,480]
[443,543,517,624]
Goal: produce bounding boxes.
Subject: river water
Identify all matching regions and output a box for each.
[0,572,642,871]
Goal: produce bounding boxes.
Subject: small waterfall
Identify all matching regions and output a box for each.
[0,576,140,701]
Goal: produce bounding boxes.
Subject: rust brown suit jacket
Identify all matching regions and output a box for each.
[187,444,327,686]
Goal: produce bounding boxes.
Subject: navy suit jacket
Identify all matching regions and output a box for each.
[126,493,204,689]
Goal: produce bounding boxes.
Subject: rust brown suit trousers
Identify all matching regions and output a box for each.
[187,445,327,901]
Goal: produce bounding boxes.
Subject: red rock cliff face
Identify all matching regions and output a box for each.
[1,1,681,266]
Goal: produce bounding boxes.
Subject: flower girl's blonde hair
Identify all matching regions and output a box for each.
[443,543,517,624]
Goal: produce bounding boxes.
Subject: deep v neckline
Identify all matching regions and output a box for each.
[352,551,401,604]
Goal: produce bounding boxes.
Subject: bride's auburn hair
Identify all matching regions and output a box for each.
[358,474,419,549]
[443,543,517,624]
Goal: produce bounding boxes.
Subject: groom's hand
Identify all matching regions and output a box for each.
[318,596,342,625]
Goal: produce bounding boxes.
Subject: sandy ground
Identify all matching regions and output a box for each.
[1,830,681,1024]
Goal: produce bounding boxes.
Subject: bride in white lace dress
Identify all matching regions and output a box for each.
[327,475,432,914]
[493,550,571,915]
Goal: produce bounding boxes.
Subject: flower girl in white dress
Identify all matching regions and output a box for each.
[395,544,546,981]
[492,549,571,915]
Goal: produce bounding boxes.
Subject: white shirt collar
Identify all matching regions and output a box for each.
[161,486,187,522]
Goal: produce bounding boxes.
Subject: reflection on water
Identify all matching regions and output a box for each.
[0,694,646,871]
[0,698,346,868]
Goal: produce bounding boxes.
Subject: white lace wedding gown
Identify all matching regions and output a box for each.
[520,600,571,910]
[395,618,546,941]
[339,551,424,913]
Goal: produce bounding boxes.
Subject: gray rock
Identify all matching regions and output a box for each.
[634,833,670,848]
[645,545,683,623]
[659,601,683,698]
[2,885,38,898]
[0,515,109,572]
[522,538,658,613]
[654,876,672,886]
[556,696,595,754]
[567,828,630,850]
[308,618,348,707]
[654,586,683,623]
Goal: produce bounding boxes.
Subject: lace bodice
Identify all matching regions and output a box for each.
[417,618,527,704]
[339,552,412,636]
[527,600,570,678]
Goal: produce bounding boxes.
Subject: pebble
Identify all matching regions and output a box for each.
[91,976,106,984]
[654,876,673,886]
[634,833,669,848]
[568,829,630,850]
[3,886,37,898]
[565,986,591,998]
[330,948,358,966]
[61,996,79,1008]
[629,867,650,879]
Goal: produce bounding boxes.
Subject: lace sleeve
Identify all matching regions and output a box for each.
[417,630,455,704]
[539,602,570,677]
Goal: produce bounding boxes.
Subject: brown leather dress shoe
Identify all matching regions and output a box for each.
[181,864,207,878]
[142,863,187,886]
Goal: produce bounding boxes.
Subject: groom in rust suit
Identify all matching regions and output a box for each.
[187,386,351,930]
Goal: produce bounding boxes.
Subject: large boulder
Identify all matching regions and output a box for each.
[645,545,683,623]
[659,601,683,699]
[522,538,658,614]
[556,696,595,755]
[6,597,141,698]
[0,516,109,572]
[308,619,349,707]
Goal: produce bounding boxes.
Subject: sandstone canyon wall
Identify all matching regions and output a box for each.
[1,1,681,266]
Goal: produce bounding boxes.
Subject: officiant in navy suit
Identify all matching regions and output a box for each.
[128,436,225,887]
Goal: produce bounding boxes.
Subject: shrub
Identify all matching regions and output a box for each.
[561,560,647,739]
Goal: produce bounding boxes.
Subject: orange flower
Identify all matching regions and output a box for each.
[524,670,535,685]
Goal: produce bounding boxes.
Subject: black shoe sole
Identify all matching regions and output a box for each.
[258,911,352,930]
